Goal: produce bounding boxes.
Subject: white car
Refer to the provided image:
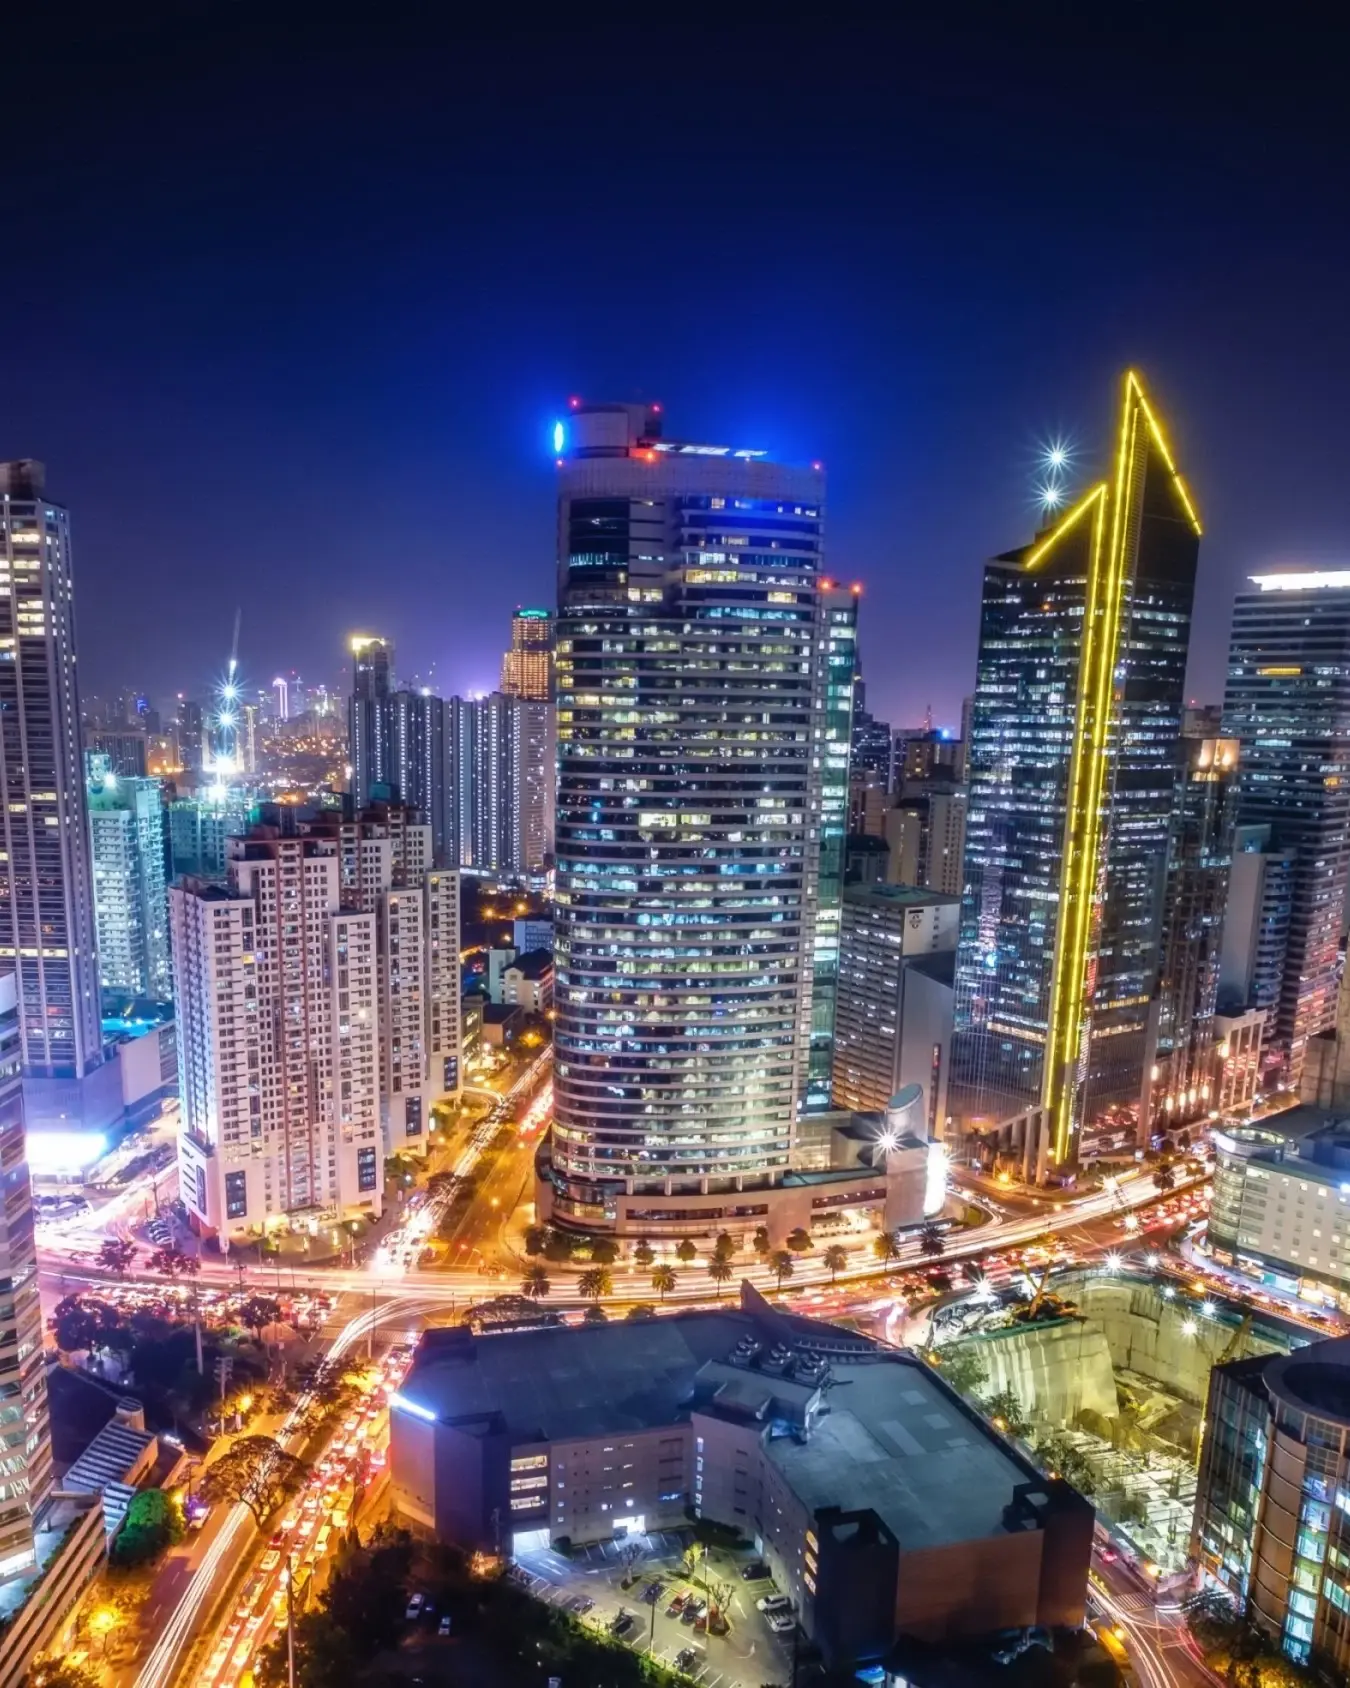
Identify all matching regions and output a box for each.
[767,1611,796,1635]
[757,1594,793,1614]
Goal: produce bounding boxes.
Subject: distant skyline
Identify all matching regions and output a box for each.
[4,13,1349,728]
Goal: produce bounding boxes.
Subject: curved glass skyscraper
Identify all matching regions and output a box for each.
[546,403,854,1232]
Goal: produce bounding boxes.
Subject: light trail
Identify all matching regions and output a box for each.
[133,1294,444,1688]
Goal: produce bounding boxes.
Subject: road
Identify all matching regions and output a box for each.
[1092,1558,1220,1688]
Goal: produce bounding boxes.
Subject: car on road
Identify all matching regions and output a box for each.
[740,1560,770,1581]
[767,1611,796,1635]
[757,1594,793,1614]
[405,1594,424,1621]
[260,1550,281,1573]
[438,1615,452,1636]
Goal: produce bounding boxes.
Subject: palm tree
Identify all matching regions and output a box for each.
[706,1256,734,1298]
[919,1221,945,1259]
[769,1250,794,1291]
[651,1264,677,1301]
[675,1237,697,1265]
[522,1264,551,1300]
[823,1244,849,1283]
[873,1229,901,1266]
[577,1267,612,1302]
[634,1239,655,1269]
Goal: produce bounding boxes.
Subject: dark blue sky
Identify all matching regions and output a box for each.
[4,9,1348,727]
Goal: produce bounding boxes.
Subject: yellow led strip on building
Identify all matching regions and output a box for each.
[1040,370,1200,1163]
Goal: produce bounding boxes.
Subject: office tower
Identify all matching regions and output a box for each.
[0,461,104,1079]
[89,728,149,778]
[1193,1333,1350,1671]
[953,373,1202,1171]
[831,884,958,1133]
[1146,737,1238,1133]
[176,697,204,771]
[348,633,395,807]
[849,670,893,790]
[171,829,383,1240]
[1218,823,1296,1027]
[0,970,53,1578]
[272,676,289,721]
[956,693,975,782]
[896,729,962,792]
[297,804,462,1152]
[546,401,854,1234]
[847,776,887,839]
[500,607,554,699]
[86,753,171,1001]
[1223,574,1350,1081]
[884,784,967,897]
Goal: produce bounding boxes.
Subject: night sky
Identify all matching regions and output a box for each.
[4,10,1348,727]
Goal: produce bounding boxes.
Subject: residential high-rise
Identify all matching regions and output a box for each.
[172,829,383,1241]
[0,461,104,1079]
[544,401,855,1235]
[0,969,53,1579]
[1218,823,1296,1029]
[831,884,958,1133]
[348,633,395,808]
[447,691,549,877]
[86,752,171,1001]
[296,804,462,1153]
[952,374,1202,1172]
[1145,736,1239,1134]
[167,786,256,882]
[387,689,450,865]
[1223,574,1350,1081]
[500,607,553,700]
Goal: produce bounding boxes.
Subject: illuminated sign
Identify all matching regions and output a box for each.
[552,421,565,455]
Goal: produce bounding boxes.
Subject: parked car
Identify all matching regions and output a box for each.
[767,1611,796,1635]
[757,1594,793,1614]
[642,1579,664,1604]
[740,1560,770,1581]
[437,1615,452,1636]
[675,1647,702,1673]
[666,1593,687,1617]
[405,1594,423,1620]
[681,1597,706,1625]
[610,1610,634,1638]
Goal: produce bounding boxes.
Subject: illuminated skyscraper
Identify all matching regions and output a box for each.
[348,633,395,807]
[1222,574,1350,1080]
[544,402,854,1235]
[953,373,1202,1171]
[87,752,171,1001]
[0,461,104,1079]
[500,607,554,700]
[0,970,52,1579]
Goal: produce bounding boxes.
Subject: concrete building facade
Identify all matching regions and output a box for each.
[390,1288,1092,1666]
[86,753,170,1001]
[171,830,383,1242]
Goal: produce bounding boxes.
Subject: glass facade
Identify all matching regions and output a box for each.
[1223,579,1350,1079]
[550,406,852,1224]
[952,375,1202,1164]
[0,463,104,1078]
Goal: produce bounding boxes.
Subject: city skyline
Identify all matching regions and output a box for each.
[3,17,1349,728]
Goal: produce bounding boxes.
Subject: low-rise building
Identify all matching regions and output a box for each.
[1193,1334,1350,1674]
[390,1286,1092,1666]
[1209,1107,1350,1306]
[501,949,552,1014]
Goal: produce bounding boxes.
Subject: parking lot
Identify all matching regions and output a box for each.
[511,1529,795,1688]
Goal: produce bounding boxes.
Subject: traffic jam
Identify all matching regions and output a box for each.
[200,1341,416,1688]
